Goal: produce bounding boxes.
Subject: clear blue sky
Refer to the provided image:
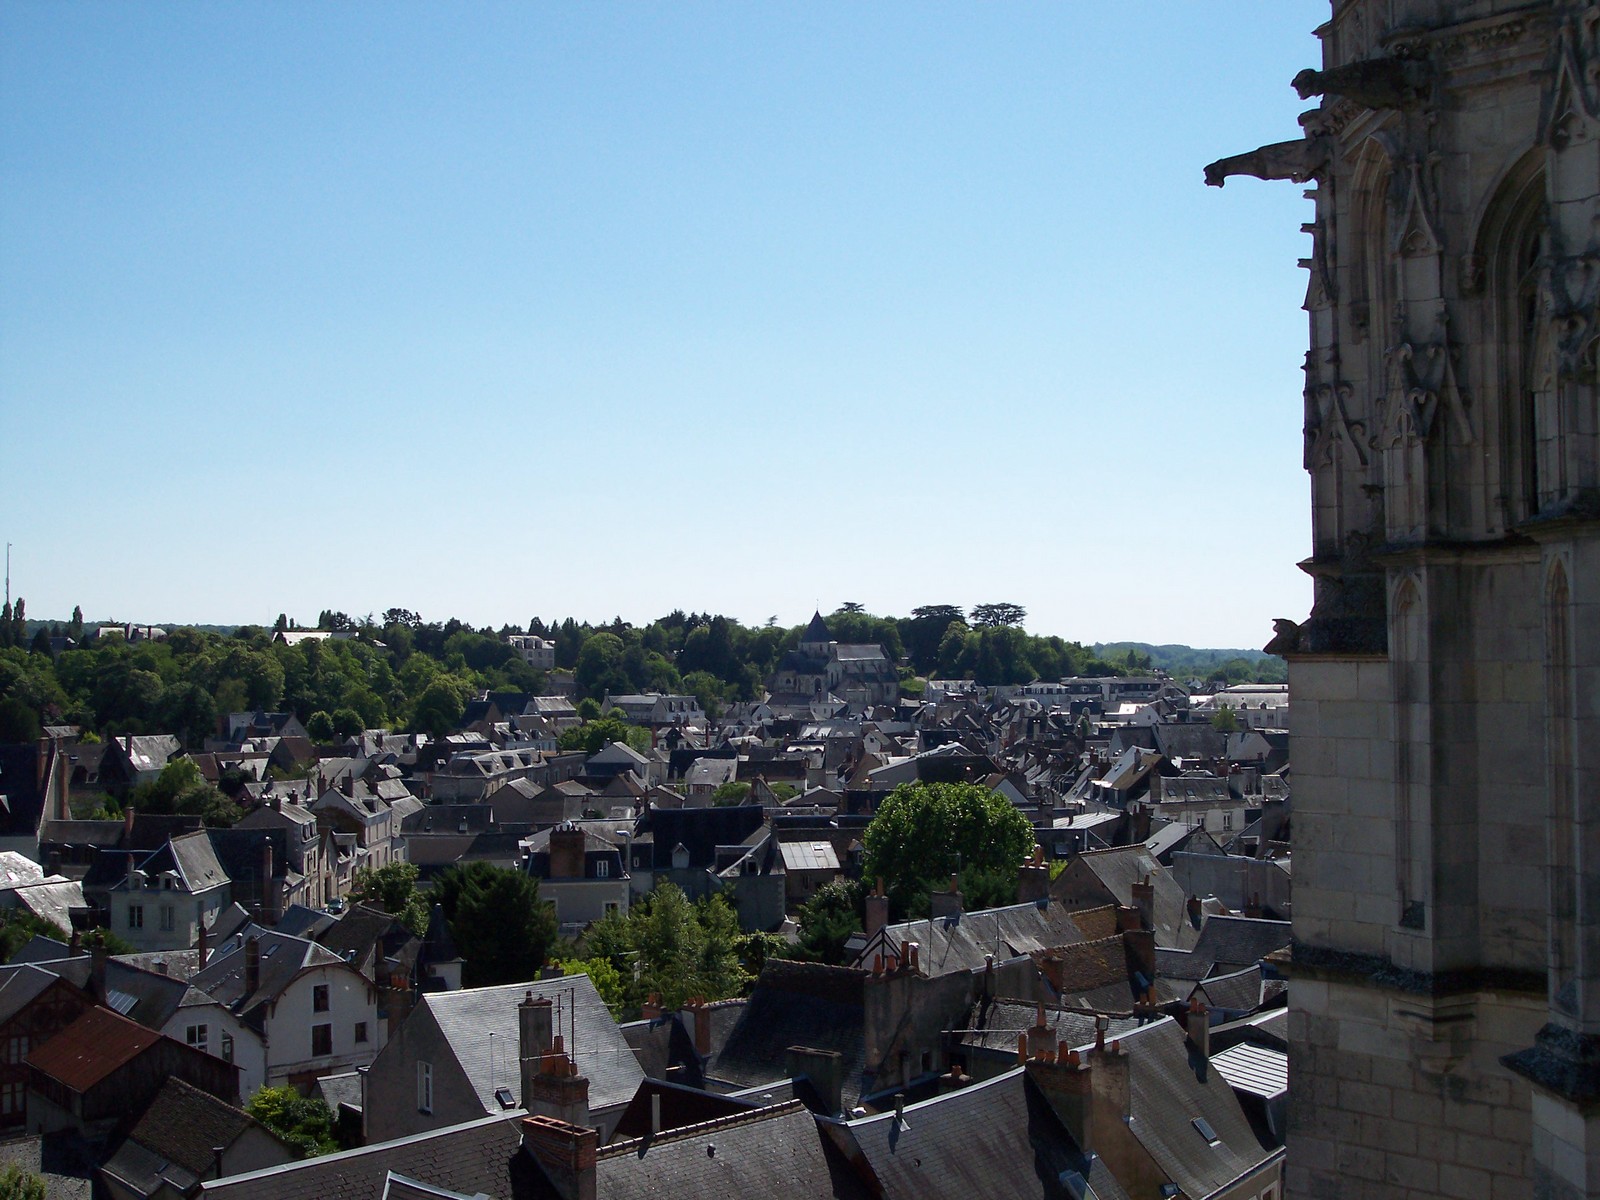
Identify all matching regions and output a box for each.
[2,2,1326,648]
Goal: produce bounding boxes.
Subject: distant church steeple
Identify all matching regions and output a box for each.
[799,610,832,650]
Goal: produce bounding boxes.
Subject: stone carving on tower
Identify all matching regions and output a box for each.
[1212,2,1600,1195]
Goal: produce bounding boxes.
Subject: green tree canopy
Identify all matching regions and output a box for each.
[861,782,1036,917]
[246,1086,340,1157]
[434,862,557,988]
[349,861,429,935]
[793,878,864,965]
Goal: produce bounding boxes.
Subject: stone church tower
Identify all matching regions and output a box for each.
[1211,2,1600,1195]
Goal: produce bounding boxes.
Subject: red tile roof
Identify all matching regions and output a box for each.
[26,1006,160,1093]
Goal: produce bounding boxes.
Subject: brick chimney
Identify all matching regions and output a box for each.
[196,921,208,970]
[123,804,136,840]
[1130,876,1154,931]
[521,1115,597,1200]
[785,1045,844,1116]
[930,873,963,919]
[259,839,276,922]
[1026,1046,1094,1151]
[1186,997,1211,1081]
[685,997,712,1057]
[549,823,586,880]
[864,880,889,939]
[245,936,261,996]
[526,1045,590,1129]
[519,992,555,1106]
[1016,844,1049,905]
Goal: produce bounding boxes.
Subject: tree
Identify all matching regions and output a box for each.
[330,707,364,740]
[246,1086,340,1157]
[0,697,40,744]
[0,909,67,963]
[630,885,745,1009]
[434,862,557,988]
[131,758,239,827]
[0,1164,45,1200]
[574,633,629,700]
[838,601,866,614]
[349,861,428,935]
[1210,703,1240,733]
[861,782,1036,917]
[556,957,628,1017]
[558,717,649,756]
[305,710,334,742]
[794,878,863,965]
[970,602,1026,628]
[710,781,751,805]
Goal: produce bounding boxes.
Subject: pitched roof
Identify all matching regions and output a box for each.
[419,976,643,1115]
[199,1115,527,1200]
[114,1077,286,1184]
[27,1006,161,1093]
[1120,1019,1276,1197]
[189,930,348,1025]
[1190,916,1292,972]
[854,901,1091,976]
[800,611,833,645]
[835,1068,1129,1200]
[596,1100,867,1200]
[710,964,867,1108]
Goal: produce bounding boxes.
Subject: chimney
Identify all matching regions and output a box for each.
[686,998,711,1057]
[641,993,662,1021]
[521,1115,597,1200]
[1187,997,1211,1080]
[519,992,556,1105]
[785,1046,845,1117]
[930,873,963,919]
[195,921,208,969]
[1017,844,1049,905]
[123,804,136,839]
[549,823,586,880]
[245,936,261,996]
[1130,876,1154,931]
[90,937,108,1002]
[864,880,889,939]
[1186,894,1204,930]
[1115,904,1141,933]
[526,1047,590,1129]
[260,840,276,921]
[1025,1049,1094,1152]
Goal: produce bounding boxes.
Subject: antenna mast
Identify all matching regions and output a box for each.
[4,543,9,609]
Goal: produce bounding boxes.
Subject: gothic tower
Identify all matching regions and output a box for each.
[1211,2,1600,1195]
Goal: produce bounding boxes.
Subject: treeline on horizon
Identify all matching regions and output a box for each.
[0,598,1284,747]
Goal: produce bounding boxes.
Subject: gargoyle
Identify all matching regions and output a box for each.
[1204,136,1329,188]
[1292,56,1432,110]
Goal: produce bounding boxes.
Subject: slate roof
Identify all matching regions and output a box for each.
[596,1100,868,1200]
[10,880,84,933]
[0,743,51,839]
[800,612,833,645]
[198,1115,529,1200]
[420,976,644,1115]
[28,1006,160,1092]
[189,930,347,1029]
[1065,847,1199,951]
[956,997,1143,1056]
[1190,916,1292,973]
[1120,1019,1277,1197]
[834,1068,1130,1200]
[641,805,766,871]
[852,901,1091,976]
[0,964,72,1026]
[103,1077,288,1196]
[710,964,868,1106]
